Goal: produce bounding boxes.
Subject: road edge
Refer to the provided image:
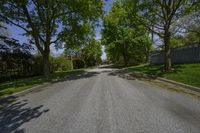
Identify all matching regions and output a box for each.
[1,82,52,100]
[125,70,200,93]
[0,71,87,100]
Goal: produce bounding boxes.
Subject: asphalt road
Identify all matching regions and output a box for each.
[1,67,200,133]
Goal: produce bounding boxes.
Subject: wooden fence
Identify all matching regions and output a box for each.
[150,43,200,64]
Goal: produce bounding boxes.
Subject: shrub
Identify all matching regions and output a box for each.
[50,56,72,72]
[73,59,85,69]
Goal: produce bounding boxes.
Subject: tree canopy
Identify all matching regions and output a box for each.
[1,0,200,78]
[0,0,104,77]
[136,0,198,70]
[102,0,151,66]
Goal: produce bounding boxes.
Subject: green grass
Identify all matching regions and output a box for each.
[127,63,200,88]
[0,69,85,98]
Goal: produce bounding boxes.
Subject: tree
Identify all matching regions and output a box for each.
[0,0,103,77]
[0,23,10,38]
[170,32,199,47]
[137,0,197,70]
[102,0,151,66]
[50,56,71,72]
[173,7,200,43]
[0,35,35,80]
[64,31,102,68]
[82,39,102,67]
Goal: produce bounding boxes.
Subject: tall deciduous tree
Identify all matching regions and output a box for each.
[137,0,197,70]
[173,5,200,43]
[0,0,103,77]
[102,0,151,66]
[64,23,102,68]
[82,39,102,67]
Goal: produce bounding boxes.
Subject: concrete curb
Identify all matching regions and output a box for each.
[0,72,84,100]
[127,71,200,93]
[0,75,71,100]
[2,82,51,99]
[157,77,200,92]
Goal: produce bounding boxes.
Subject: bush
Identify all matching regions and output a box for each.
[73,59,85,69]
[50,56,72,72]
[0,36,37,81]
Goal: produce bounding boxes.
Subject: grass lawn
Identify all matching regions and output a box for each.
[127,63,200,88]
[0,69,85,98]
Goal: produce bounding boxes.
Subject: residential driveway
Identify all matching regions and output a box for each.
[1,66,200,133]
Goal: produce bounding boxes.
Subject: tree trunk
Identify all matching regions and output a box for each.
[123,54,128,66]
[143,42,150,63]
[122,42,128,66]
[164,31,172,71]
[145,52,150,63]
[43,52,50,77]
[70,55,73,70]
[43,31,51,77]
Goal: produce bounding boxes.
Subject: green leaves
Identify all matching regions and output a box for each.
[0,0,104,76]
[102,0,151,65]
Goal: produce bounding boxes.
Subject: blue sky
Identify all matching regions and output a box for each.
[98,0,113,59]
[7,0,113,59]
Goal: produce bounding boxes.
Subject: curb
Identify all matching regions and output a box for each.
[157,77,200,92]
[0,75,70,100]
[2,82,51,99]
[127,71,200,93]
[0,72,83,100]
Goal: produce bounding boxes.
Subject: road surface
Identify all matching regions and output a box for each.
[1,67,200,133]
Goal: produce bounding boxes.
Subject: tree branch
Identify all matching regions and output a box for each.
[21,5,44,54]
[0,14,30,33]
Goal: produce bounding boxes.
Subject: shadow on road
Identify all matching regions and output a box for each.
[98,64,125,69]
[106,69,136,80]
[0,96,49,133]
[67,72,100,80]
[50,71,100,83]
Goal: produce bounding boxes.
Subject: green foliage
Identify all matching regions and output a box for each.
[137,0,198,70]
[0,35,36,81]
[35,54,72,73]
[172,5,200,45]
[65,39,102,69]
[102,0,151,66]
[50,56,72,72]
[73,59,85,69]
[0,0,104,77]
[63,17,102,69]
[170,32,200,48]
[184,32,200,44]
[170,36,185,48]
[82,40,102,67]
